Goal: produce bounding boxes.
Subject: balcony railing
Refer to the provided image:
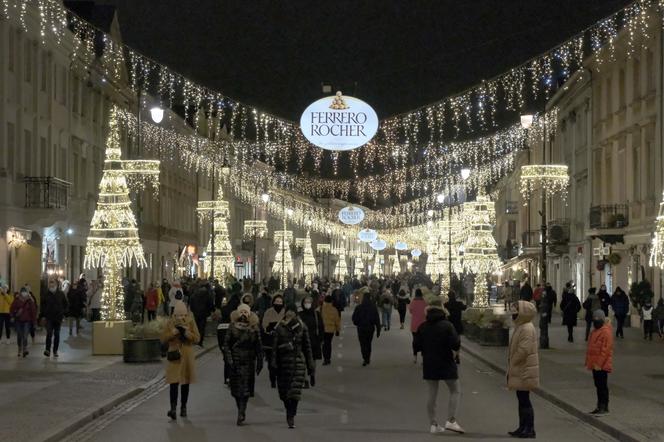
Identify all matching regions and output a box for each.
[505,201,519,214]
[24,177,71,209]
[522,230,541,248]
[589,205,629,229]
[548,218,570,244]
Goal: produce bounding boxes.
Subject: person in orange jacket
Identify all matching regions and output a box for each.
[585,309,613,415]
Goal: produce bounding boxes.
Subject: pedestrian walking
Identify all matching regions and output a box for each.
[519,281,533,302]
[0,285,13,344]
[583,288,601,341]
[507,301,539,438]
[321,294,340,365]
[271,308,316,429]
[216,293,232,385]
[88,280,102,322]
[190,283,214,346]
[41,279,68,358]
[161,300,200,420]
[298,296,324,364]
[262,294,285,388]
[413,299,464,435]
[145,282,160,321]
[379,288,394,331]
[11,287,37,357]
[502,281,511,311]
[409,289,427,363]
[642,300,654,340]
[585,309,613,415]
[538,283,557,349]
[560,287,581,342]
[597,284,611,317]
[352,293,381,366]
[610,287,629,338]
[653,298,664,340]
[444,290,467,335]
[223,303,263,426]
[254,288,272,319]
[395,289,410,329]
[67,281,86,336]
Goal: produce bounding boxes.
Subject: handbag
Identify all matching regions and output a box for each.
[166,347,181,361]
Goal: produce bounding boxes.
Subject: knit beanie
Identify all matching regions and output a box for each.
[592,309,606,321]
[237,303,251,315]
[173,300,187,316]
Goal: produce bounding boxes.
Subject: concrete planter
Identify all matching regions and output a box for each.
[122,338,162,363]
[462,320,509,346]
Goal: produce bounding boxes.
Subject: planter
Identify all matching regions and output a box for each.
[122,338,162,363]
[478,327,509,346]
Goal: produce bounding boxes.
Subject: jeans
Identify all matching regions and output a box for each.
[644,320,653,340]
[381,307,392,330]
[194,315,206,345]
[658,319,664,338]
[322,332,334,362]
[615,314,626,338]
[16,321,30,353]
[68,316,81,335]
[45,320,62,353]
[592,370,609,408]
[357,327,374,362]
[426,379,461,424]
[0,313,11,339]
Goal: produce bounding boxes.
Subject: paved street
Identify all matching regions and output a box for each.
[63,311,615,442]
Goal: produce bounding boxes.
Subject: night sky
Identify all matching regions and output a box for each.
[96,0,630,122]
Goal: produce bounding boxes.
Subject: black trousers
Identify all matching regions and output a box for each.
[357,327,374,362]
[147,310,156,321]
[592,370,609,408]
[539,315,549,348]
[284,398,299,418]
[45,320,61,353]
[169,383,190,408]
[322,332,334,362]
[615,314,626,337]
[411,331,420,356]
[585,320,592,341]
[194,315,206,345]
[516,390,534,428]
[397,308,406,324]
[0,313,11,339]
[264,349,277,385]
[566,324,574,342]
[644,320,654,339]
[216,329,231,381]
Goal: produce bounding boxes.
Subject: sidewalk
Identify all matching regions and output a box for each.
[462,312,664,441]
[0,319,218,442]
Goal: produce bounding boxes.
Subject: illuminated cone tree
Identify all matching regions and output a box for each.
[198,192,235,278]
[273,228,294,288]
[84,107,159,320]
[334,246,349,279]
[302,231,317,285]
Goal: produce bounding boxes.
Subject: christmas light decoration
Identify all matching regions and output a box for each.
[649,190,664,268]
[84,107,159,320]
[301,231,317,285]
[354,256,364,278]
[391,252,401,275]
[519,165,570,204]
[203,214,235,278]
[334,247,349,279]
[243,220,268,239]
[273,229,294,288]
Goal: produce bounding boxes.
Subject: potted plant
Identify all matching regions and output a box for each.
[123,317,166,363]
[462,308,510,346]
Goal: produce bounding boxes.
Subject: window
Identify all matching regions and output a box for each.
[633,58,641,99]
[81,157,87,193]
[6,122,15,176]
[72,152,79,194]
[647,50,655,92]
[618,69,625,109]
[40,51,48,92]
[605,77,612,115]
[57,65,67,105]
[24,39,32,83]
[40,136,47,176]
[72,76,79,114]
[23,130,32,176]
[8,28,15,72]
[60,146,67,180]
[508,220,516,241]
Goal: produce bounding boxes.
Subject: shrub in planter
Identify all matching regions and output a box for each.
[123,317,167,363]
[462,308,510,346]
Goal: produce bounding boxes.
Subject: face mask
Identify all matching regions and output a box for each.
[304,303,312,310]
[511,313,519,321]
[49,286,56,293]
[273,304,283,313]
[593,320,604,329]
[239,313,249,322]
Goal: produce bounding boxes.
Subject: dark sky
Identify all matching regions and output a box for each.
[96,0,631,121]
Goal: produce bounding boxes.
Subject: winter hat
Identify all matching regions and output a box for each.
[237,303,251,315]
[592,309,606,321]
[173,300,187,316]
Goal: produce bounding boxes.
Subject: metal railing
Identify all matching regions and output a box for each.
[522,230,541,248]
[589,205,629,229]
[23,177,71,209]
[548,218,570,244]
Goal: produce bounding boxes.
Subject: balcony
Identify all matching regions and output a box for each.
[522,230,541,249]
[589,205,629,229]
[504,201,519,214]
[24,177,71,209]
[548,218,570,245]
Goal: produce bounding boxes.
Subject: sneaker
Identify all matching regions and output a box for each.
[445,420,465,433]
[44,350,50,357]
[23,350,29,357]
[589,408,601,414]
[430,424,445,434]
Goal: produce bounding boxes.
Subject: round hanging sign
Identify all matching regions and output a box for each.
[394,241,408,251]
[338,206,365,225]
[369,239,387,251]
[411,248,422,257]
[300,92,379,151]
[357,228,378,242]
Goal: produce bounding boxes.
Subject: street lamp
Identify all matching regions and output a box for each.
[460,168,471,181]
[261,192,270,204]
[427,209,434,217]
[520,114,534,129]
[436,193,445,204]
[150,106,164,124]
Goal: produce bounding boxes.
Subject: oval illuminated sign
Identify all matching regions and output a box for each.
[370,239,387,251]
[357,229,378,242]
[300,92,379,151]
[338,206,365,225]
[395,241,408,251]
[411,248,422,257]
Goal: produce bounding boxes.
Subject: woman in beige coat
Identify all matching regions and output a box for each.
[506,300,539,439]
[161,299,200,420]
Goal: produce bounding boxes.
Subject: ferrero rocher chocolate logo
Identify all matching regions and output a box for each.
[329,91,350,110]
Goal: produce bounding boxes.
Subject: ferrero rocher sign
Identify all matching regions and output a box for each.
[300,91,379,151]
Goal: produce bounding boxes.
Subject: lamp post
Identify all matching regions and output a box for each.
[255,192,270,284]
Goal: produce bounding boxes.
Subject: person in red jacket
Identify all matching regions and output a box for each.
[10,287,37,357]
[145,283,160,321]
[585,309,613,415]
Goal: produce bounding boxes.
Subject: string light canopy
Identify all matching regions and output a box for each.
[649,190,664,268]
[519,165,570,204]
[243,220,268,239]
[84,107,159,320]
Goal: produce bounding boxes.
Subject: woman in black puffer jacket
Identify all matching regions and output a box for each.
[271,308,315,429]
[223,303,263,426]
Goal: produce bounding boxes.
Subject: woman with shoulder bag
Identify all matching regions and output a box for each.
[161,299,200,420]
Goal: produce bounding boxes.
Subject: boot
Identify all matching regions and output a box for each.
[180,405,187,417]
[518,407,536,438]
[167,403,177,421]
[508,407,525,436]
[287,415,295,429]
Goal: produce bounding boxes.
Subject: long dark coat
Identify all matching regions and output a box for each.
[413,307,460,380]
[223,311,263,399]
[298,307,324,360]
[560,291,581,326]
[271,313,315,402]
